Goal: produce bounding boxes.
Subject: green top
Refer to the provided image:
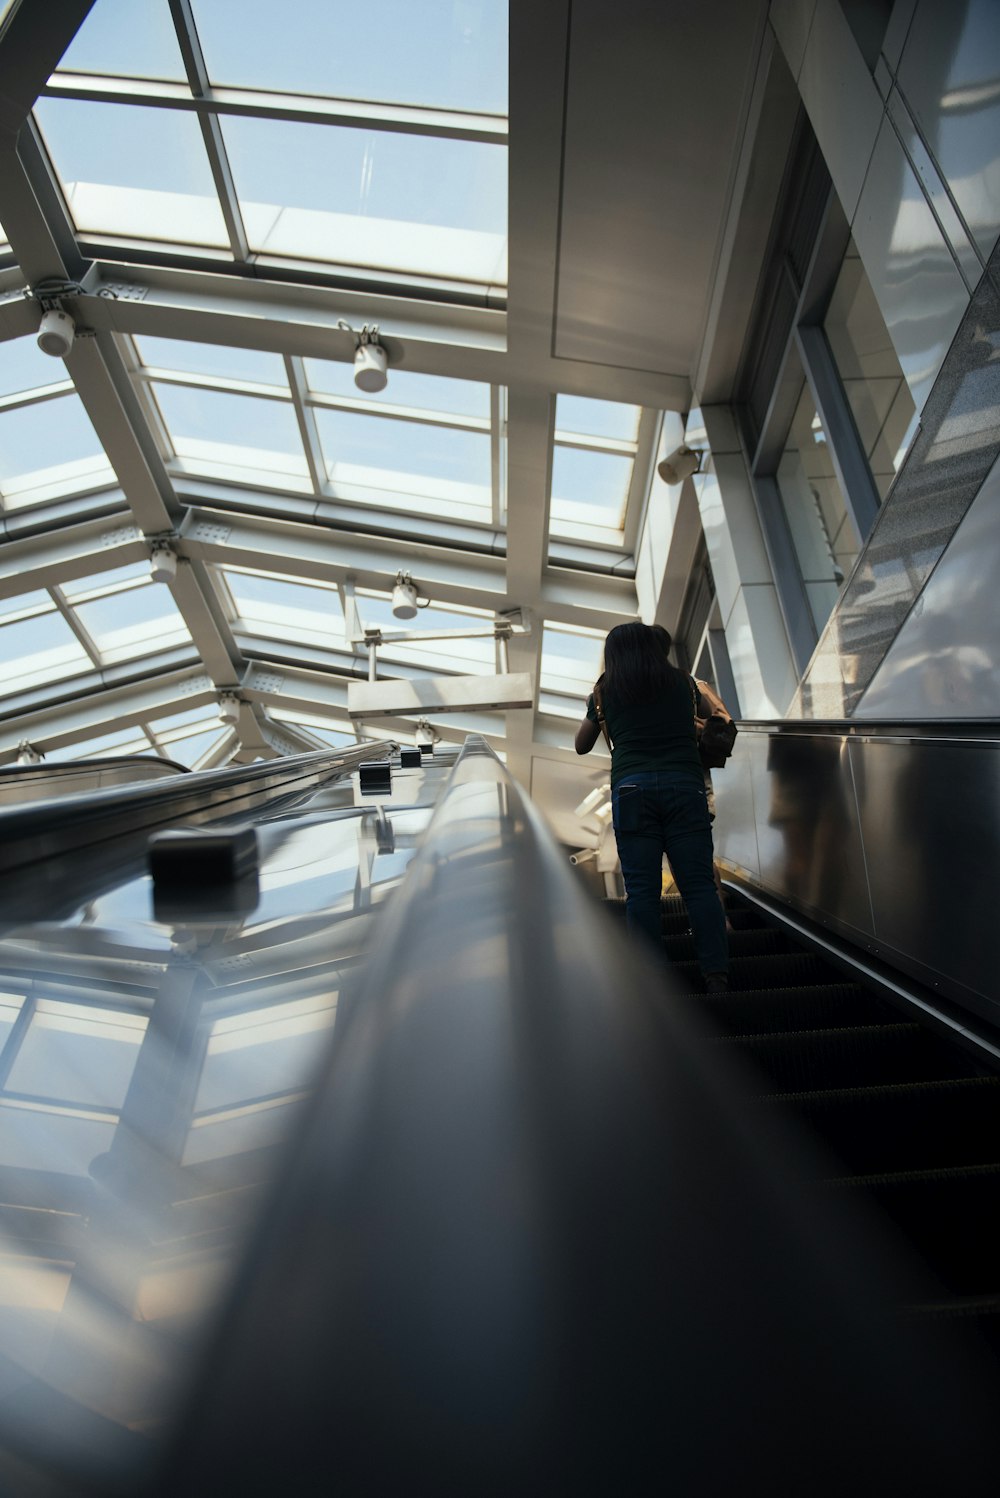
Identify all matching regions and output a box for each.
[587,672,703,789]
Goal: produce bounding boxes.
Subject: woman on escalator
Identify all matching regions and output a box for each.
[575,620,729,993]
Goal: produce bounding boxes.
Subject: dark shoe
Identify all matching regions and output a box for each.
[704,973,729,994]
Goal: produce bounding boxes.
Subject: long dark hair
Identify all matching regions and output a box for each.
[601,621,685,704]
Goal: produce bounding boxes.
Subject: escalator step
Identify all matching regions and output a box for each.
[834,1164,1000,1298]
[663,926,795,963]
[603,901,763,936]
[683,982,886,1036]
[716,1023,978,1093]
[768,1076,1000,1176]
[672,950,841,991]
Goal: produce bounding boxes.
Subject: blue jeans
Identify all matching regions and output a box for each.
[612,770,728,977]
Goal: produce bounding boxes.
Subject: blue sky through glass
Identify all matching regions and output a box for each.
[316,408,491,498]
[550,446,632,519]
[0,336,72,397]
[0,395,109,486]
[153,384,306,469]
[555,395,640,442]
[191,0,508,114]
[305,360,490,419]
[220,115,505,237]
[56,0,188,80]
[135,336,287,387]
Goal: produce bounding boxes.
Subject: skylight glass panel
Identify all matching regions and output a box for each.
[555,395,640,442]
[0,590,49,621]
[316,409,491,509]
[46,726,155,761]
[540,625,605,695]
[0,336,72,397]
[134,336,287,387]
[151,705,221,734]
[73,583,191,664]
[359,593,494,673]
[0,394,113,507]
[153,384,308,482]
[218,115,506,284]
[0,612,91,697]
[34,98,228,248]
[305,361,490,419]
[55,0,189,81]
[5,1001,146,1110]
[61,562,150,600]
[191,0,508,114]
[272,710,356,747]
[223,568,346,648]
[162,727,228,767]
[549,446,633,531]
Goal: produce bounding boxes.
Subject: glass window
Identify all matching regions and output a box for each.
[191,0,509,114]
[0,394,113,506]
[61,562,150,600]
[316,408,491,509]
[34,98,228,248]
[305,360,490,419]
[0,1099,116,1175]
[153,383,308,481]
[775,370,856,635]
[358,592,495,673]
[194,995,338,1113]
[45,727,155,761]
[73,582,191,663]
[550,446,633,532]
[555,395,640,442]
[162,726,229,767]
[0,335,72,398]
[0,611,92,696]
[5,1001,146,1110]
[271,710,356,746]
[218,114,506,283]
[134,335,288,388]
[824,239,918,500]
[0,993,25,1055]
[540,624,605,696]
[224,568,346,647]
[55,0,189,81]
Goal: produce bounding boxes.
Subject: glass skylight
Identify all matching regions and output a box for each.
[540,624,605,697]
[0,611,91,697]
[72,582,191,664]
[45,727,156,761]
[548,394,642,544]
[223,568,346,649]
[0,393,113,508]
[56,0,188,81]
[134,336,288,388]
[218,115,506,283]
[153,384,309,484]
[0,335,73,398]
[317,408,491,510]
[34,98,229,248]
[358,592,495,674]
[5,1001,146,1110]
[305,361,491,420]
[190,0,509,114]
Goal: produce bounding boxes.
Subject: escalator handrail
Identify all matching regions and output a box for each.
[0,740,397,876]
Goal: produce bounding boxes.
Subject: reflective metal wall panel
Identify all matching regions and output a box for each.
[897,0,1000,267]
[712,734,761,881]
[853,736,1000,1007]
[857,451,1000,717]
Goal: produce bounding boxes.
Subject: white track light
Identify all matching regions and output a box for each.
[657,444,703,485]
[217,692,241,725]
[391,572,419,619]
[37,307,75,358]
[149,541,178,584]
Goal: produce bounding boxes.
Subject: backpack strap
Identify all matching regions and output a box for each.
[593,682,613,752]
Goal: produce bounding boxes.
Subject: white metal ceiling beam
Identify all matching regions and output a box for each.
[0,512,144,597]
[0,664,215,760]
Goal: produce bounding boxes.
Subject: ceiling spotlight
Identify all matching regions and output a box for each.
[37,307,75,358]
[217,692,241,726]
[391,571,419,619]
[149,540,178,584]
[414,719,438,750]
[16,740,43,765]
[657,444,703,485]
[339,319,388,393]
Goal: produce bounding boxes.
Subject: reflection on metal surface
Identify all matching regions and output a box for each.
[0,756,186,807]
[0,760,436,1491]
[715,723,998,1012]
